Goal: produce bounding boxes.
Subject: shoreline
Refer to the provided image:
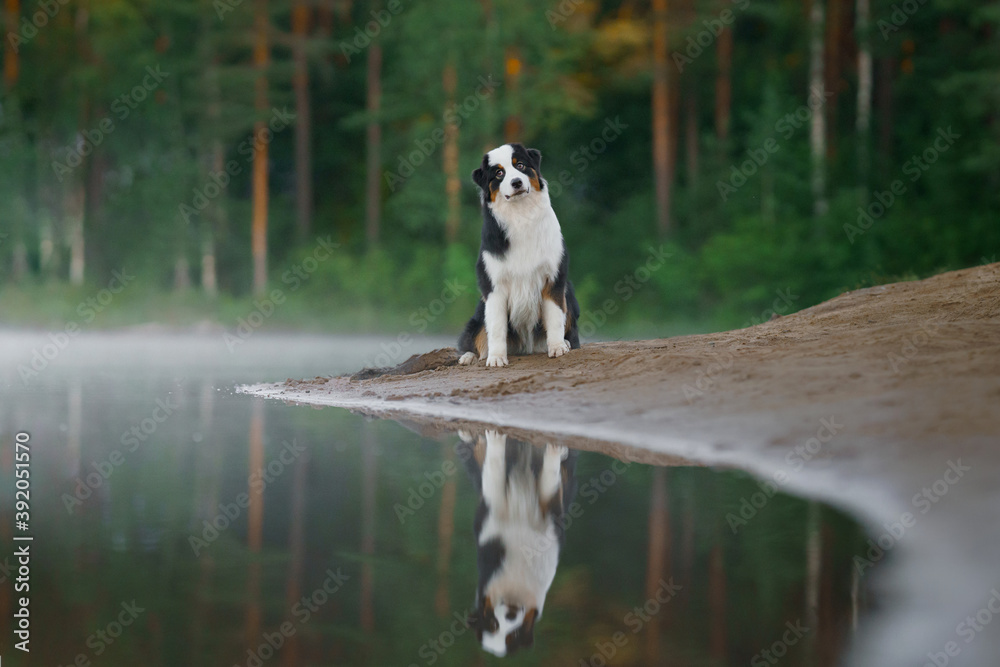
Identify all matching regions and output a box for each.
[242,262,1000,667]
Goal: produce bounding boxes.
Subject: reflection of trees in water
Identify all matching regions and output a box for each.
[7,374,869,666]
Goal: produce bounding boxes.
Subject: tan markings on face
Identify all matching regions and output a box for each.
[541,280,566,311]
[529,174,542,191]
[489,178,500,202]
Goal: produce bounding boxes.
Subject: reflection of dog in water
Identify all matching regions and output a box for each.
[458,430,578,657]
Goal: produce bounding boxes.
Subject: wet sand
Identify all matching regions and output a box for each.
[242,262,1000,667]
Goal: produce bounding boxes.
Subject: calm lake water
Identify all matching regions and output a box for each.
[0,332,868,666]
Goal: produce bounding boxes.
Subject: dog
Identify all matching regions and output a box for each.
[458,430,578,657]
[458,143,581,367]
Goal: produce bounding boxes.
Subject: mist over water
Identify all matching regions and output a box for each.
[0,332,867,666]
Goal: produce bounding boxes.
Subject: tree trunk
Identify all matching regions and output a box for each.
[809,0,828,218]
[804,502,822,663]
[245,400,265,647]
[443,62,461,243]
[68,185,85,285]
[824,0,842,158]
[708,543,727,661]
[876,56,894,168]
[504,46,523,141]
[715,7,733,144]
[643,467,669,663]
[251,0,270,296]
[3,0,19,88]
[282,453,307,667]
[856,0,872,199]
[435,443,457,617]
[685,93,699,188]
[652,0,673,235]
[365,40,383,245]
[292,0,313,240]
[480,0,498,150]
[360,424,377,632]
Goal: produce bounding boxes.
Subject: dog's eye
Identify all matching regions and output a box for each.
[495,169,504,179]
[516,163,526,171]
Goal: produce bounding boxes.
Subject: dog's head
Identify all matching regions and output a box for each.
[468,595,538,658]
[472,143,544,204]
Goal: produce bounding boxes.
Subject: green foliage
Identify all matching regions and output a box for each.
[0,0,997,335]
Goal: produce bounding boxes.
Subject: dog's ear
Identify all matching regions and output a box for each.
[472,166,487,188]
[526,148,542,169]
[472,155,490,189]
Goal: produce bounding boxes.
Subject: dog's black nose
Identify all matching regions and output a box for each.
[510,178,523,189]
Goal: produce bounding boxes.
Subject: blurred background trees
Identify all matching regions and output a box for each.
[0,0,997,334]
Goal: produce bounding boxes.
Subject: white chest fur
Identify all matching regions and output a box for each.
[482,193,564,349]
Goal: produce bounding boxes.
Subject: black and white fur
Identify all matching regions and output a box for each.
[459,430,578,657]
[458,143,581,367]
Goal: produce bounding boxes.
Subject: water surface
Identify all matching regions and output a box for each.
[0,333,868,666]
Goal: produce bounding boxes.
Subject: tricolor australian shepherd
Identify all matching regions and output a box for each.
[458,143,581,367]
[459,430,578,657]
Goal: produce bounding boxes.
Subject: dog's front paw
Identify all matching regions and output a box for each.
[458,351,477,366]
[547,339,572,358]
[546,444,569,461]
[486,354,509,367]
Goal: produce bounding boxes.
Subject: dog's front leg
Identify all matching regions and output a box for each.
[484,290,509,367]
[482,430,508,507]
[539,443,568,504]
[542,299,571,358]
